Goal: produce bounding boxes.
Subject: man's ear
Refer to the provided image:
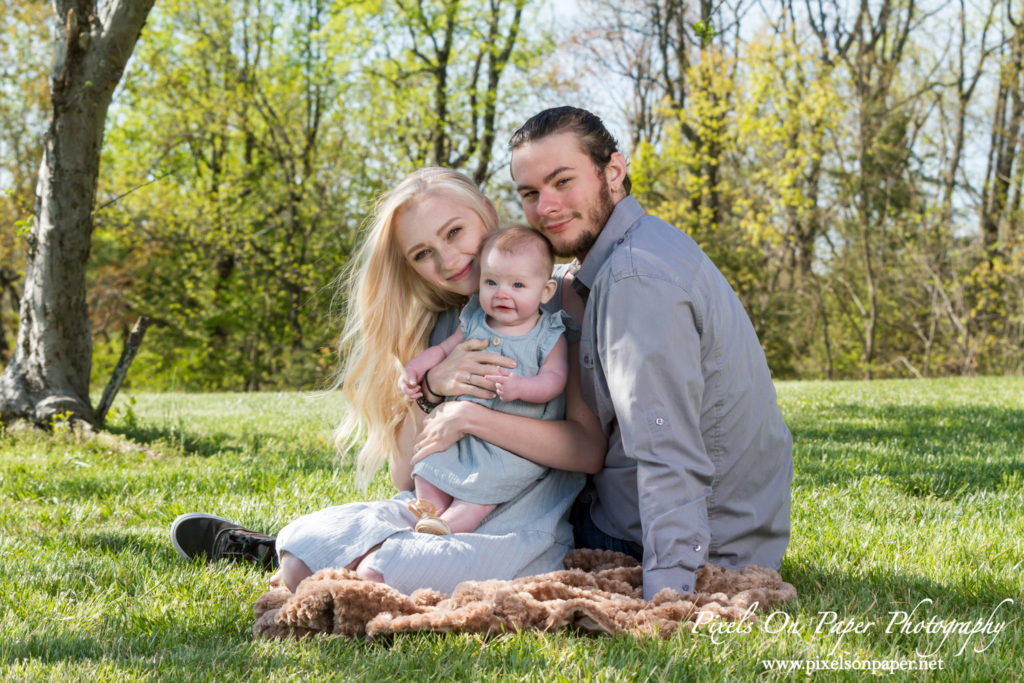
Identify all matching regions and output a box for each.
[604,152,629,198]
[539,278,558,305]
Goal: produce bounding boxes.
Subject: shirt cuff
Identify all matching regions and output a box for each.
[643,565,698,601]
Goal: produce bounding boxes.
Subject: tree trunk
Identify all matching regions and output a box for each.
[981,18,1024,252]
[0,0,156,425]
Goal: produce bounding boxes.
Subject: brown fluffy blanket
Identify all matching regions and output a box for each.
[253,550,797,640]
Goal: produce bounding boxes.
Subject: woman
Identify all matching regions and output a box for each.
[171,168,605,594]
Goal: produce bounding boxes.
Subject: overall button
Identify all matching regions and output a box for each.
[492,336,501,346]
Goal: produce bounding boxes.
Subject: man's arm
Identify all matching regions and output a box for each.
[596,275,713,600]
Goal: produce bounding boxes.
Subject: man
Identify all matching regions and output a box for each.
[508,106,793,600]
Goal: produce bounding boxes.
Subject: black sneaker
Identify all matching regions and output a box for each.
[170,513,277,570]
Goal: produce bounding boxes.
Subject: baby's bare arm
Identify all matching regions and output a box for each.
[400,329,466,399]
[487,335,568,403]
[405,345,447,383]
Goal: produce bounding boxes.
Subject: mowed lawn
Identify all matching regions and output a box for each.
[0,377,1021,680]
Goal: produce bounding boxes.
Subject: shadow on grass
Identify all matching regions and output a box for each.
[792,403,1024,497]
[75,529,174,559]
[105,422,248,458]
[104,423,340,477]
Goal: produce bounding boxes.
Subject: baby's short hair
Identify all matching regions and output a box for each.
[480,224,555,273]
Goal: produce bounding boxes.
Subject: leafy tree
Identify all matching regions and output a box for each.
[0,0,156,425]
[94,0,365,389]
[730,33,843,377]
[0,0,50,364]
[91,0,550,390]
[342,0,543,185]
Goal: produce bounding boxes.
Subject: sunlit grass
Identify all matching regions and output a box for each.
[1,377,1021,680]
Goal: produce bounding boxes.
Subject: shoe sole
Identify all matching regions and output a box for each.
[415,518,451,535]
[169,512,239,560]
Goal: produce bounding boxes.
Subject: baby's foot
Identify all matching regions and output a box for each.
[414,517,451,535]
[407,498,439,519]
[407,498,451,535]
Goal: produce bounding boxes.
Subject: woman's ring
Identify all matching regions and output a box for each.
[466,373,473,383]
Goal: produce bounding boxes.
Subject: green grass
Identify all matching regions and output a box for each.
[1,378,1021,681]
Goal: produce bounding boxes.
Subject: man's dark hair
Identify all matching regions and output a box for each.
[509,106,631,195]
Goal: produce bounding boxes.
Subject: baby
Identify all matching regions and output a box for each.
[399,225,569,535]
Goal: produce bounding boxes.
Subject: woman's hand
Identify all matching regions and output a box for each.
[425,338,516,400]
[412,401,481,465]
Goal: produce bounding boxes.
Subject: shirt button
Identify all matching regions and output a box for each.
[655,418,664,426]
[616,238,624,245]
[492,337,501,346]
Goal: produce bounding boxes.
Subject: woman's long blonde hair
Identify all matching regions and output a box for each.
[334,167,498,489]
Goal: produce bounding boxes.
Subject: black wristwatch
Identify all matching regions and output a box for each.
[416,395,442,413]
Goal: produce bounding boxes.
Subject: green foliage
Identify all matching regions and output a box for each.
[83,0,551,391]
[693,21,717,46]
[5,0,1023,387]
[1,380,1021,678]
[328,0,548,182]
[960,237,1024,374]
[629,18,1023,381]
[0,0,49,363]
[92,0,363,390]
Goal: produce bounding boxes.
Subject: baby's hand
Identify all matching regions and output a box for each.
[398,367,423,400]
[483,368,523,402]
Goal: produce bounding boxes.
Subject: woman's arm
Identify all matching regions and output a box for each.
[412,341,606,474]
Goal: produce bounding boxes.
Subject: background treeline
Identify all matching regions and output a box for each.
[2,0,1022,389]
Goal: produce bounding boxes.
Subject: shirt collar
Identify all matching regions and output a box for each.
[573,195,645,290]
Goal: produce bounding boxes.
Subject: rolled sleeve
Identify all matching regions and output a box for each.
[594,274,713,600]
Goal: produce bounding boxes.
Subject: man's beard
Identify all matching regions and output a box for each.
[553,175,616,260]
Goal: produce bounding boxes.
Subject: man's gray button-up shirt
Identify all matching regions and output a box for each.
[573,196,793,600]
